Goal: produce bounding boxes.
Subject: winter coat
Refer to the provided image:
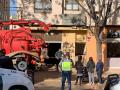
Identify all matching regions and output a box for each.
[96,61,103,73]
[75,61,83,75]
[86,60,95,73]
[55,51,63,60]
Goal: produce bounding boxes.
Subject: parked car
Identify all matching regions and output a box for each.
[104,74,120,90]
[0,55,34,90]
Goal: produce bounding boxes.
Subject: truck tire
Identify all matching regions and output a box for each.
[17,61,27,71]
[9,86,28,90]
[10,88,24,90]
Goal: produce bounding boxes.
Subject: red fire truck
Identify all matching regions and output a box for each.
[0,19,51,71]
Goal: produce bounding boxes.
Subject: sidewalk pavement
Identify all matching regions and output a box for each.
[34,66,109,90]
[34,76,106,90]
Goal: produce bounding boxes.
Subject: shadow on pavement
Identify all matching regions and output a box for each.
[35,86,60,90]
[34,69,60,83]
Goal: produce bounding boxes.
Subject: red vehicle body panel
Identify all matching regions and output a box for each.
[0,20,51,55]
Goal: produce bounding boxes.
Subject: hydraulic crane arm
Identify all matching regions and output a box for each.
[0,19,51,31]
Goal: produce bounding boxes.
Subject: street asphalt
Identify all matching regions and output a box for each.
[34,66,107,90]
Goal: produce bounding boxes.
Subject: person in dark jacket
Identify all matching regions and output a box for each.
[74,56,83,85]
[0,49,14,69]
[96,59,104,84]
[86,57,95,85]
[55,49,64,71]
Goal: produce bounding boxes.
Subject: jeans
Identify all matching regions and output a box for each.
[61,71,71,90]
[97,72,103,84]
[75,76,83,85]
[88,72,94,84]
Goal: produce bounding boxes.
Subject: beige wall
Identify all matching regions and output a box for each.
[61,30,87,63]
[16,0,85,25]
[16,0,120,25]
[61,32,76,62]
[16,0,63,24]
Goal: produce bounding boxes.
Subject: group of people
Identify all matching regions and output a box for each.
[55,49,104,90]
[75,57,104,85]
[86,57,104,86]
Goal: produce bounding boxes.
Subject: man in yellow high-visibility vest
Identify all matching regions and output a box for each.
[59,52,74,90]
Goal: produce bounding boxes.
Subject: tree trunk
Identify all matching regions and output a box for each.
[95,26,102,61]
[96,37,102,60]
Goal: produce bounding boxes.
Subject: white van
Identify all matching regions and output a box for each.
[0,68,34,90]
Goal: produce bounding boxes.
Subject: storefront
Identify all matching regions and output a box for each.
[31,26,88,63]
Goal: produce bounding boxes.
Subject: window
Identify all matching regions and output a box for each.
[107,29,120,38]
[65,0,79,10]
[75,43,85,55]
[34,0,52,13]
[107,43,120,57]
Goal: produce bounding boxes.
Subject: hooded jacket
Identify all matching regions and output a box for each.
[86,60,95,73]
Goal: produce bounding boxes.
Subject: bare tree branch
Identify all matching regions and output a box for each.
[107,6,120,19]
[76,0,120,37]
[75,0,97,24]
[98,0,113,35]
[99,0,105,19]
[75,0,120,59]
[85,0,99,23]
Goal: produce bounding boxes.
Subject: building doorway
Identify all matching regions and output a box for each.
[47,43,61,57]
[44,43,61,65]
[75,42,86,56]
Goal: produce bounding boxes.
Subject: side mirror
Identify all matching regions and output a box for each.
[108,74,119,87]
[104,74,119,90]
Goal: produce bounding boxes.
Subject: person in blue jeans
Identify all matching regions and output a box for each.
[59,52,74,90]
[61,71,72,90]
[96,59,104,84]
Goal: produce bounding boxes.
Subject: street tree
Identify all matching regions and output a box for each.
[75,0,120,60]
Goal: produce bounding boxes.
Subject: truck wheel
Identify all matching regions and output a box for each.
[17,61,27,71]
[9,86,28,90]
[10,88,27,90]
[10,88,23,90]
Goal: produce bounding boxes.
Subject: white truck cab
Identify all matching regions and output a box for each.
[0,52,34,90]
[0,68,34,90]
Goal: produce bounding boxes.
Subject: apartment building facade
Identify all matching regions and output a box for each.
[0,0,10,21]
[14,0,120,70]
[14,0,90,63]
